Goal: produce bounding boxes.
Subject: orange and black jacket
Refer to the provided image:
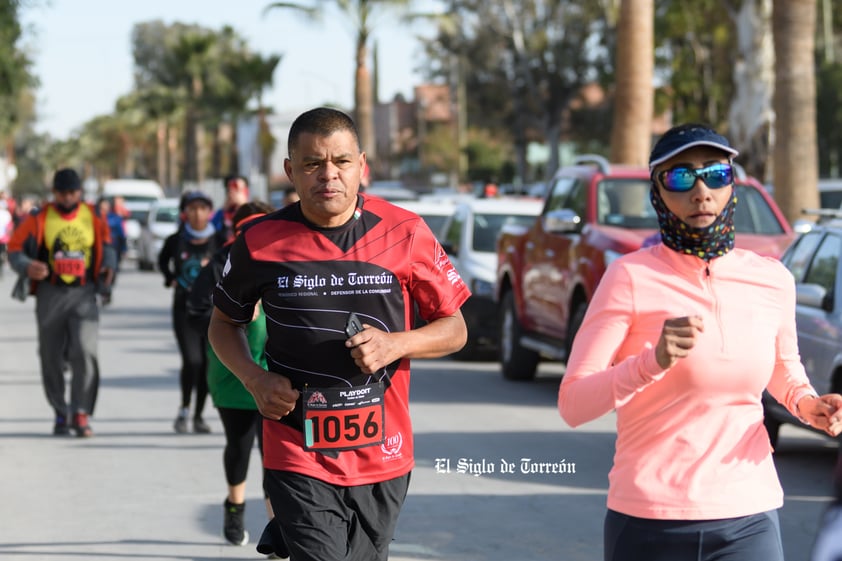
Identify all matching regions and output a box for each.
[8,202,115,293]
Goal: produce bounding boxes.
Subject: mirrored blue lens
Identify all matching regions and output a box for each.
[660,163,734,192]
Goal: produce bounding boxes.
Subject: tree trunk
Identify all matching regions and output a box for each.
[168,124,179,192]
[545,117,561,180]
[609,0,654,166]
[183,109,197,182]
[229,120,240,176]
[728,0,774,182]
[209,124,221,180]
[196,122,207,185]
[121,133,136,178]
[355,34,376,165]
[772,0,818,224]
[156,120,167,189]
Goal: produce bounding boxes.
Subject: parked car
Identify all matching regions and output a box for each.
[366,181,419,202]
[392,198,459,241]
[102,179,165,262]
[440,197,543,358]
[102,178,165,204]
[818,179,842,210]
[763,220,842,447]
[118,202,150,262]
[136,197,180,271]
[495,154,796,380]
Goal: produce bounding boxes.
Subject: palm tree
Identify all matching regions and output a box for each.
[117,87,182,189]
[772,0,819,224]
[263,0,411,165]
[170,29,217,184]
[609,0,654,166]
[0,0,35,183]
[217,48,282,176]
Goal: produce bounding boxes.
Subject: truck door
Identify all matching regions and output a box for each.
[523,176,582,337]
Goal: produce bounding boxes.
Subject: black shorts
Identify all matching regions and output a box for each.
[265,469,411,561]
[604,509,784,561]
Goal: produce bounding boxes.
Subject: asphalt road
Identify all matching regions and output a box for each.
[0,265,837,561]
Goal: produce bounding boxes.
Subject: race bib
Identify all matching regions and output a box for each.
[53,256,86,277]
[302,382,385,452]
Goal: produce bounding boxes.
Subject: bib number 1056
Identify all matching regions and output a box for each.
[304,404,384,451]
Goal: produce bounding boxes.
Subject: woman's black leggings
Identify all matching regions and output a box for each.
[604,509,783,561]
[172,303,208,416]
[217,407,266,494]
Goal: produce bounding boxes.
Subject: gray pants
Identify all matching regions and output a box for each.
[35,282,100,417]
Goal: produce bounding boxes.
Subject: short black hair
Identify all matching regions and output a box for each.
[224,174,248,187]
[288,107,361,158]
[232,200,274,225]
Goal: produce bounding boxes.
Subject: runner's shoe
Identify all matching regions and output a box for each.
[53,414,70,436]
[223,499,248,546]
[72,413,93,437]
[173,408,189,434]
[193,417,211,434]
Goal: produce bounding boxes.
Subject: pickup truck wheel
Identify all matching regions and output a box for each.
[499,291,539,380]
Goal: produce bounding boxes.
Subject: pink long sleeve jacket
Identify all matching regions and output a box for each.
[558,244,816,520]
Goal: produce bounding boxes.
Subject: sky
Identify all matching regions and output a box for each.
[21,0,440,139]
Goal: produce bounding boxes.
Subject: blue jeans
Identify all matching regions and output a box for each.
[604,509,783,561]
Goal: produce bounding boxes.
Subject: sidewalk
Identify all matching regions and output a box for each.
[0,268,426,561]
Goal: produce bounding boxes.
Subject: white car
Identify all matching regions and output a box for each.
[392,198,459,240]
[102,180,165,262]
[121,201,152,262]
[137,197,181,271]
[439,197,544,357]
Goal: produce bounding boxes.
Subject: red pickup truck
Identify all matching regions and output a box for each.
[494,155,795,380]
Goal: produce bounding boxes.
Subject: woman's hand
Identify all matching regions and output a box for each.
[655,315,704,369]
[796,394,842,437]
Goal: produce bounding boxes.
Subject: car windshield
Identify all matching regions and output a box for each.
[128,209,148,222]
[156,207,180,223]
[596,179,658,229]
[472,213,538,252]
[420,214,449,238]
[819,187,842,209]
[732,184,786,234]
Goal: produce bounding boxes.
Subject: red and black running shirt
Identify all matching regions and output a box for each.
[213,194,470,486]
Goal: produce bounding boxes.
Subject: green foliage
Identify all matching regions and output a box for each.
[653,0,736,128]
[0,0,36,141]
[421,0,609,181]
[464,128,512,183]
[420,122,458,173]
[132,21,280,120]
[817,61,842,175]
[12,126,53,197]
[126,21,283,180]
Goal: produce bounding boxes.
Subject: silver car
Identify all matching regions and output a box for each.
[764,221,842,447]
[136,197,181,271]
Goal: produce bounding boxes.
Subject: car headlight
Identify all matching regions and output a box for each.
[471,278,494,297]
[604,249,623,267]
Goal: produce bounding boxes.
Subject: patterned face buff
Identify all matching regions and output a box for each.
[649,185,737,261]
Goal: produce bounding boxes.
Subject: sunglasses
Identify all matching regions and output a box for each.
[657,163,734,192]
